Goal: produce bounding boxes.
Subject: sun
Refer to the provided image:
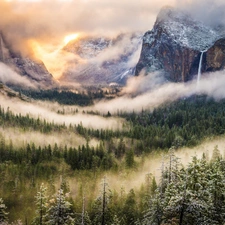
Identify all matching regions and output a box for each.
[64,33,79,45]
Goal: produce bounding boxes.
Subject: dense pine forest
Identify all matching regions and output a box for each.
[0,94,225,224]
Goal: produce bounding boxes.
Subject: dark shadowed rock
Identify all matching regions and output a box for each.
[205,38,225,72]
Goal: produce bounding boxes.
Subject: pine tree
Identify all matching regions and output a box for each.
[111,215,121,225]
[90,177,112,225]
[123,189,138,225]
[0,198,8,223]
[207,159,225,224]
[211,145,221,162]
[125,148,135,168]
[143,188,164,225]
[46,189,74,225]
[32,183,48,225]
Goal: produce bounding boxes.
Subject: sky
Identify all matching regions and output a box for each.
[1,0,224,49]
[1,0,225,79]
[0,0,176,45]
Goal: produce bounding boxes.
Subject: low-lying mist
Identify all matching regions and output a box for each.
[0,63,36,88]
[0,126,98,150]
[84,70,225,114]
[0,94,124,131]
[65,135,225,199]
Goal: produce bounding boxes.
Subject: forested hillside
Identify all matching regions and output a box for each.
[0,95,225,224]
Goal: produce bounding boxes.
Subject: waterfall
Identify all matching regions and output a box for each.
[197,50,206,85]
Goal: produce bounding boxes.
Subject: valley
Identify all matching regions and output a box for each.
[0,1,225,224]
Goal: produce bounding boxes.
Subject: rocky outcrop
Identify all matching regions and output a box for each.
[135,7,225,82]
[205,38,225,72]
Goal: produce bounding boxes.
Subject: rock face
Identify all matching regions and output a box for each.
[205,38,225,72]
[0,32,55,88]
[61,33,142,86]
[135,7,225,82]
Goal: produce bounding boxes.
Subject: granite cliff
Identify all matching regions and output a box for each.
[135,7,225,82]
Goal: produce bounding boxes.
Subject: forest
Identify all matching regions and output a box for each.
[0,94,225,224]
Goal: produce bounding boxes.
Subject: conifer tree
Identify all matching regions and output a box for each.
[123,189,137,225]
[32,184,48,225]
[111,215,121,225]
[46,189,74,225]
[0,198,8,223]
[143,188,164,225]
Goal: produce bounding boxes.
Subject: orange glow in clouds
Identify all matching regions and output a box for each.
[64,33,79,45]
[28,34,79,79]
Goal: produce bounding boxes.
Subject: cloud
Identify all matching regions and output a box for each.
[176,0,225,28]
[0,126,88,149]
[0,0,223,56]
[87,70,225,114]
[0,0,176,53]
[0,94,123,130]
[0,62,36,88]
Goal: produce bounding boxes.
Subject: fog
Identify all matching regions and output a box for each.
[83,70,225,114]
[0,126,96,149]
[177,0,225,28]
[0,62,36,88]
[65,135,225,198]
[0,94,124,131]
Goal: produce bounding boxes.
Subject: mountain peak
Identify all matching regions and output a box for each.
[135,6,225,82]
[153,6,219,51]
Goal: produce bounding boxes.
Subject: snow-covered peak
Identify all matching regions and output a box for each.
[154,6,220,51]
[64,36,111,59]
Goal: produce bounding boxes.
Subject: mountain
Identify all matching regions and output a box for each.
[60,33,142,86]
[135,6,225,82]
[0,32,55,88]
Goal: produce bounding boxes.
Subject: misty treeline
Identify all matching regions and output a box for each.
[0,136,116,171]
[2,95,225,152]
[2,95,225,171]
[1,95,225,223]
[77,95,225,151]
[18,88,117,106]
[0,148,224,225]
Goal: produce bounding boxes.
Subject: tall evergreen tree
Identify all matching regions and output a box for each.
[46,189,74,225]
[0,198,8,223]
[32,184,48,225]
[123,189,138,225]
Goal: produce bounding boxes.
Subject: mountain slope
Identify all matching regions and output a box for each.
[135,6,225,82]
[60,33,142,86]
[0,32,56,88]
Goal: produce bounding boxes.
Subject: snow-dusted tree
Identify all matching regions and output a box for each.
[123,189,138,225]
[142,188,165,225]
[90,176,112,225]
[111,215,121,225]
[32,183,48,225]
[207,159,225,224]
[83,211,92,225]
[143,153,225,225]
[90,196,102,225]
[46,189,74,225]
[5,220,23,225]
[0,198,8,223]
[163,156,213,224]
[211,145,221,162]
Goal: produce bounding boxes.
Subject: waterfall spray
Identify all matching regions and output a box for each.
[197,50,207,85]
